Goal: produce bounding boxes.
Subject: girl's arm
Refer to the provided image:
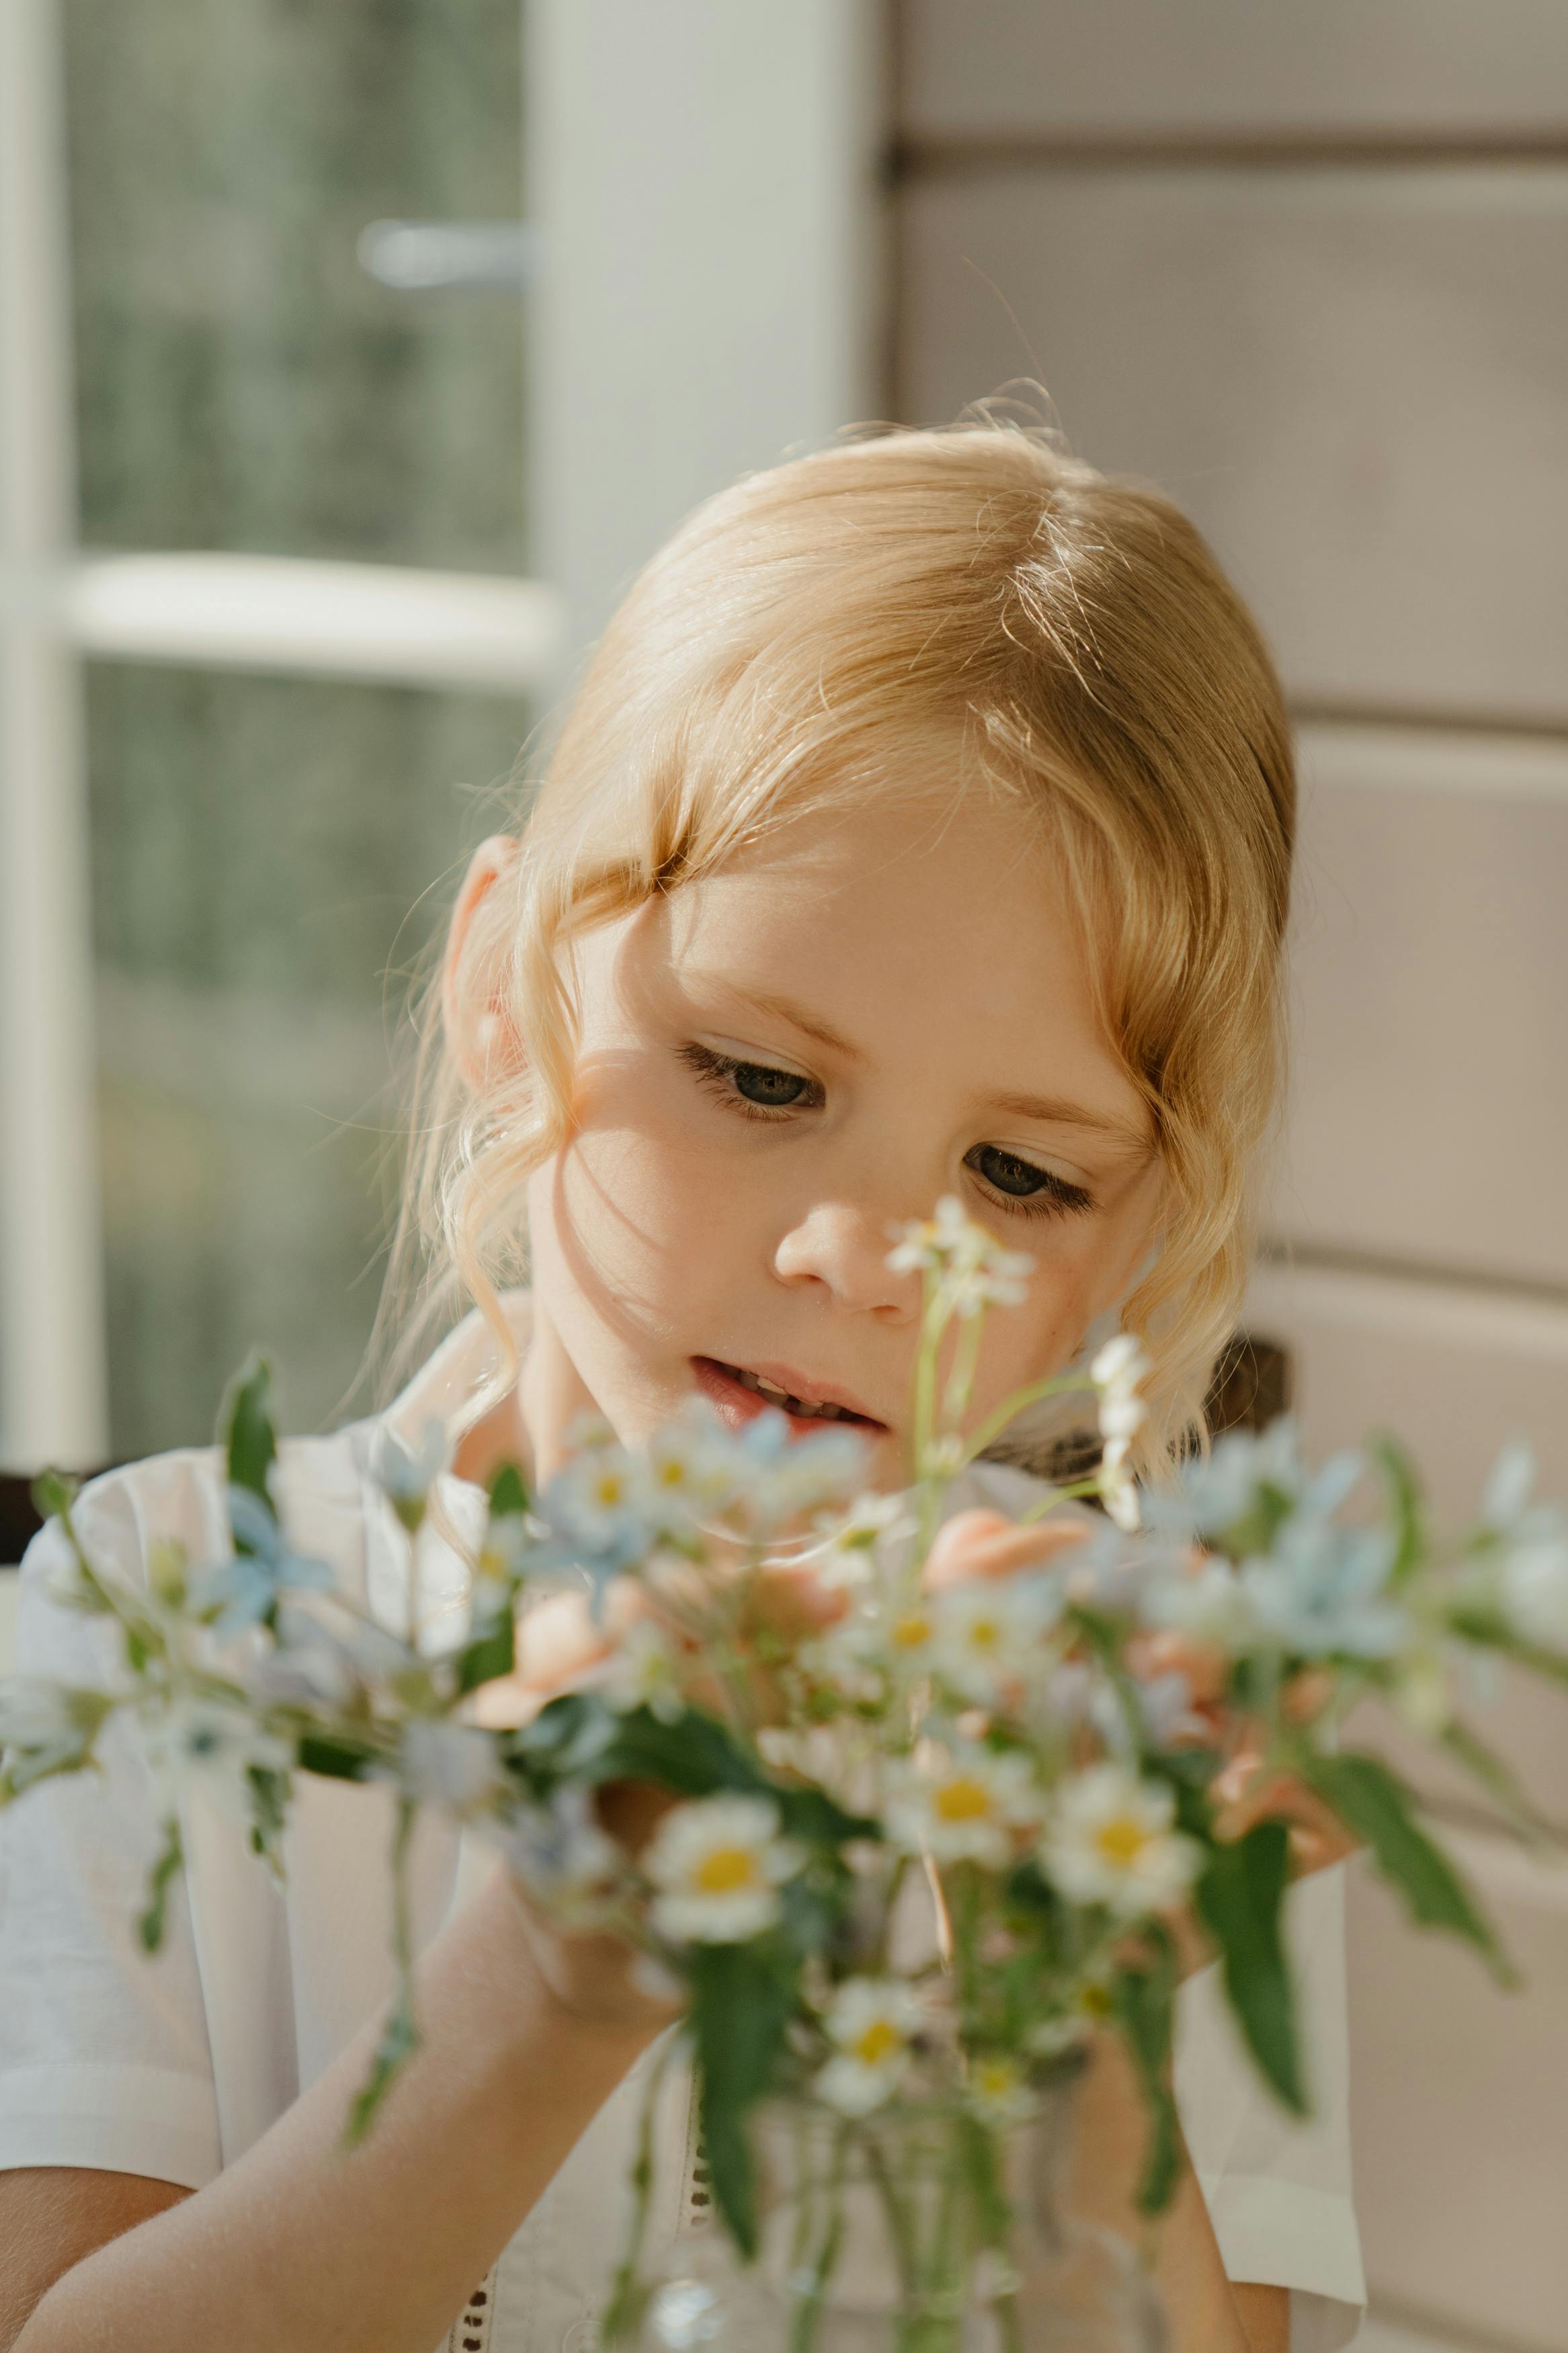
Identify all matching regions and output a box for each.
[1069,2032,1282,2353]
[9,1864,666,2353]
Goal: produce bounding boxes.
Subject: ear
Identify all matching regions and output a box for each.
[442,834,524,1090]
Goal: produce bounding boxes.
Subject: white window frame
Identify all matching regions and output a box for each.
[0,0,880,1468]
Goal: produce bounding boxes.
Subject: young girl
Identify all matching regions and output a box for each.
[0,424,1365,2353]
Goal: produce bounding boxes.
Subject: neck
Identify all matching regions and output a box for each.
[448,1296,600,1497]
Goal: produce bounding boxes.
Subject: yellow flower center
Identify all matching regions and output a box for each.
[694,1845,759,1895]
[975,2060,1016,2098]
[967,1618,1001,1649]
[657,1459,687,1487]
[891,1613,932,1650]
[1094,1814,1151,1869]
[854,2019,904,2067]
[595,1472,626,1507]
[933,1776,993,1825]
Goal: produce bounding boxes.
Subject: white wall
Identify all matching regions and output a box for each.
[895,9,1568,2345]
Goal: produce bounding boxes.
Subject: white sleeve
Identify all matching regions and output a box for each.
[1174,1865,1366,2352]
[0,1476,223,2189]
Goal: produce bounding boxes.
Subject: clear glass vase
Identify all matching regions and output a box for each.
[624,2077,1169,2353]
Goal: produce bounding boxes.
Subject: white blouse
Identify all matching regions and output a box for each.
[0,1293,1366,2352]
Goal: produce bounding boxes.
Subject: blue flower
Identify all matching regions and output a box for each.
[531,1445,657,1608]
[1239,1513,1406,1661]
[190,1485,337,1634]
[1146,1419,1365,1552]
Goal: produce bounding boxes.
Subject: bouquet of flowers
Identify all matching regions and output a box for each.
[6,1201,1568,2346]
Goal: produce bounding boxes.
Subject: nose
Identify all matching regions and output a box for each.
[772,1199,921,1322]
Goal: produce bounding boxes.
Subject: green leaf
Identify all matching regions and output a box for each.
[245,1763,292,1872]
[220,1351,278,1523]
[30,1467,79,1523]
[510,1691,622,1780]
[138,1815,184,1953]
[686,1940,798,2258]
[1368,1434,1425,1585]
[1148,1749,1222,1841]
[769,1783,881,1850]
[342,1989,421,2148]
[594,1704,771,1797]
[456,1617,517,1696]
[1442,1718,1555,1846]
[1110,1928,1183,2214]
[1303,1751,1514,1983]
[1194,1821,1307,2115]
[487,1460,530,1519]
[296,1734,370,1782]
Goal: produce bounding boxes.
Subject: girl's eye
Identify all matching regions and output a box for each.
[678,1041,821,1118]
[964,1142,1094,1220]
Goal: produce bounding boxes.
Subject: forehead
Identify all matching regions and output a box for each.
[610,793,1147,1135]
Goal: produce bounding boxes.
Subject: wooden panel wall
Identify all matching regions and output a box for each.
[894,13,1568,2347]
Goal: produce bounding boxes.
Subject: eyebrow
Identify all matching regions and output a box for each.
[724,984,866,1062]
[978,1090,1153,1151]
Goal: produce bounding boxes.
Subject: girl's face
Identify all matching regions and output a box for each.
[466,793,1165,1491]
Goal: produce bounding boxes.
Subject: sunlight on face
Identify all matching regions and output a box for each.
[522,793,1165,1488]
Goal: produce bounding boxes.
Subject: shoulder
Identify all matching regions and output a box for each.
[17,1425,374,1628]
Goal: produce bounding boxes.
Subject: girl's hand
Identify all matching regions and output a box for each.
[497,1778,684,2035]
[921,1505,1097,1590]
[463,1605,684,2032]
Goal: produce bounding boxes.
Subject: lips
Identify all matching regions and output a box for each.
[690,1355,887,1433]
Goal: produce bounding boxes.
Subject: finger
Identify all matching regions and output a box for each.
[465,1581,648,1730]
[749,1559,851,1638]
[923,1507,1091,1593]
[1125,1628,1231,1709]
[1212,1763,1359,1871]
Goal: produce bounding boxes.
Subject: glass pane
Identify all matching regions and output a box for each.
[59,3,531,1459]
[63,0,526,571]
[87,664,529,1460]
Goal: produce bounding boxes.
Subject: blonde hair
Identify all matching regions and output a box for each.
[374,421,1294,1477]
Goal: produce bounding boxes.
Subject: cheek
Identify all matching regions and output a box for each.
[536,1064,760,1312]
[962,1206,1152,1410]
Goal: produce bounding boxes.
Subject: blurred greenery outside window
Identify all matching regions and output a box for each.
[63,0,531,1458]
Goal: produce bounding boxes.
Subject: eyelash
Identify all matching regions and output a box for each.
[675,1042,1096,1222]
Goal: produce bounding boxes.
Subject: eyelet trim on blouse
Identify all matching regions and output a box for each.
[687,2135,713,2228]
[678,2067,712,2235]
[444,2262,497,2352]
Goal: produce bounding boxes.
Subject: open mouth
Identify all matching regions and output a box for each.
[690,1356,887,1434]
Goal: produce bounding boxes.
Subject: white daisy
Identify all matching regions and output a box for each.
[815,1977,926,2116]
[885,1196,1034,1316]
[1098,1434,1142,1533]
[1042,1764,1202,1919]
[966,2053,1034,2128]
[930,1579,1062,1707]
[601,1618,686,1723]
[885,1743,1042,1868]
[802,1493,915,1592]
[643,1794,806,1944]
[800,1613,886,1704]
[640,1404,743,1539]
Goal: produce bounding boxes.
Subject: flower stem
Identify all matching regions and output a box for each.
[600,2030,676,2343]
[789,2120,850,2353]
[959,1371,1095,1472]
